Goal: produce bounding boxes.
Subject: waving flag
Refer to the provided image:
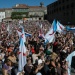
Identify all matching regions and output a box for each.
[17,29,32,38]
[66,26,75,33]
[45,28,55,43]
[44,20,57,43]
[18,34,27,72]
[39,24,45,39]
[25,32,32,37]
[66,51,75,75]
[53,19,57,32]
[7,24,10,32]
[17,30,22,38]
[21,27,26,43]
[57,21,65,33]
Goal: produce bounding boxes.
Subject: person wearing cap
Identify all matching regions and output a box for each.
[36,72,42,75]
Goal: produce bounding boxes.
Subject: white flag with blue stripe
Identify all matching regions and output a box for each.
[18,34,27,72]
[44,20,57,43]
[66,51,75,75]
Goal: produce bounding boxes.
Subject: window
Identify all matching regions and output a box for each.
[52,10,54,14]
[71,10,74,15]
[48,11,49,15]
[66,12,69,16]
[62,0,65,3]
[71,3,74,8]
[2,16,4,18]
[50,12,51,15]
[66,5,69,9]
[63,12,65,16]
[59,1,61,4]
[62,6,65,10]
[59,7,61,11]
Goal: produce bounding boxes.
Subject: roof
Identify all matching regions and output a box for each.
[12,4,46,9]
[29,6,46,8]
[12,4,29,9]
[0,8,12,12]
[5,8,12,10]
[3,17,11,19]
[0,9,5,12]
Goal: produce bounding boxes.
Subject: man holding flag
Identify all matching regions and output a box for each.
[18,27,27,73]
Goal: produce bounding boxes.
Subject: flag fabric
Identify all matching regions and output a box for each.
[17,30,22,38]
[44,20,57,43]
[66,26,75,33]
[56,21,65,33]
[66,26,70,31]
[20,27,26,43]
[18,34,27,72]
[53,19,57,32]
[17,29,32,38]
[25,32,32,37]
[39,24,45,39]
[66,51,75,75]
[45,27,55,43]
[7,24,10,32]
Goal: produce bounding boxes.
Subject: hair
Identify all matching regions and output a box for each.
[62,69,68,75]
[10,52,14,56]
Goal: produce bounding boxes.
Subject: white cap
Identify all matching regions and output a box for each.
[38,59,42,65]
[17,72,22,75]
[36,72,42,75]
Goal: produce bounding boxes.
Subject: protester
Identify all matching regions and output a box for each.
[0,20,75,75]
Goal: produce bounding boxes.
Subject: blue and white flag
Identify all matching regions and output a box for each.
[21,28,26,43]
[18,33,27,72]
[7,24,10,32]
[57,21,65,33]
[39,24,45,39]
[25,32,32,37]
[44,20,57,43]
[66,51,75,75]
[17,29,32,38]
[66,26,75,33]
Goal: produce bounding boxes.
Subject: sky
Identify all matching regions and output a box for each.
[0,0,56,8]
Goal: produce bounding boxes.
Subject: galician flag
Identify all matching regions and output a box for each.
[56,21,65,33]
[39,24,45,39]
[7,24,10,32]
[21,27,26,43]
[18,32,27,72]
[66,51,75,75]
[44,19,57,43]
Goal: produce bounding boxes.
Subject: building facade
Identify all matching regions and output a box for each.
[0,9,5,22]
[12,4,47,20]
[29,6,47,20]
[47,0,75,25]
[5,8,12,18]
[0,3,47,22]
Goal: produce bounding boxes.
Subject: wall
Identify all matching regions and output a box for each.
[0,12,5,22]
[47,0,75,24]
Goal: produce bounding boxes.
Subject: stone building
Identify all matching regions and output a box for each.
[12,3,47,20]
[47,0,75,25]
[0,9,5,22]
[0,3,47,22]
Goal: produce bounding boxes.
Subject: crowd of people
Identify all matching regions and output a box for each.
[0,20,75,75]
